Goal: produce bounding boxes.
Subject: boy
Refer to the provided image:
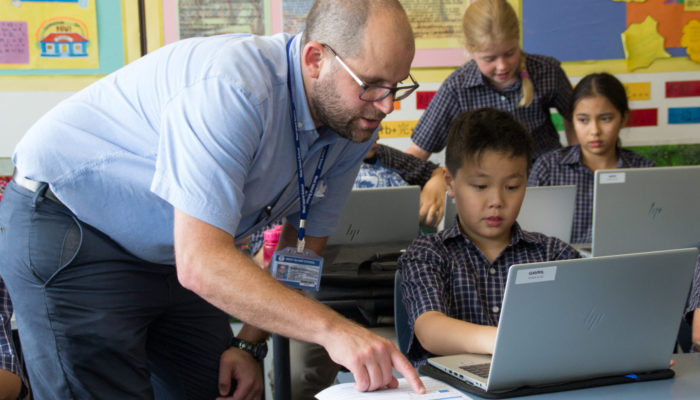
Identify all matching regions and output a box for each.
[398,108,580,367]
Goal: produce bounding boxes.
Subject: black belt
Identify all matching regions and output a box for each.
[12,169,63,205]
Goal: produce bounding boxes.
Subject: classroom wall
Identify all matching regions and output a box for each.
[2,0,699,166]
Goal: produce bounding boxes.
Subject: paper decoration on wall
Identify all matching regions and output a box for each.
[681,19,700,62]
[0,0,98,69]
[621,16,671,70]
[627,0,700,57]
[627,108,658,127]
[666,80,700,97]
[379,121,418,139]
[686,0,700,11]
[0,21,29,64]
[11,0,88,8]
[37,18,90,58]
[416,91,436,110]
[622,82,652,101]
[178,0,265,38]
[668,107,700,123]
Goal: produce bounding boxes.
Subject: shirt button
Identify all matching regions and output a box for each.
[492,306,500,313]
[500,96,506,102]
[489,267,496,274]
[297,122,303,129]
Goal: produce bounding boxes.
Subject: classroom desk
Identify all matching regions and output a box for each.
[331,353,700,399]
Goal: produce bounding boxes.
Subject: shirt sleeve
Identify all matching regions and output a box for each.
[374,144,439,187]
[410,78,462,154]
[152,76,262,238]
[398,236,454,365]
[549,60,574,122]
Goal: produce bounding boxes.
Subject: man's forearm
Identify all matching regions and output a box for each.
[174,211,341,347]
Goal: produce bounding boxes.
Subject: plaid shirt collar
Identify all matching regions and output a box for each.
[441,218,532,250]
[558,145,639,168]
[461,60,522,92]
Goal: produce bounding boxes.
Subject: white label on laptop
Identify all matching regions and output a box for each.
[515,266,557,284]
[599,172,626,184]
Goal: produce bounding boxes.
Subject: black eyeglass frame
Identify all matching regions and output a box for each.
[322,44,419,103]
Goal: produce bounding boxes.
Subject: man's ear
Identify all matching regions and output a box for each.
[301,41,325,79]
[444,167,456,199]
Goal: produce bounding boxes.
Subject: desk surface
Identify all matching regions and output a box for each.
[473,353,700,399]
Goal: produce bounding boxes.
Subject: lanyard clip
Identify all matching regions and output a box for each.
[296,238,305,253]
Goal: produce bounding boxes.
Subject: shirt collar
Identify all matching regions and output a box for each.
[461,60,522,92]
[288,34,318,137]
[559,145,633,168]
[462,61,485,88]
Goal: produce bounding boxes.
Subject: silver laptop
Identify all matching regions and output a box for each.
[427,247,698,392]
[325,185,420,264]
[443,185,577,242]
[328,185,420,245]
[591,165,700,257]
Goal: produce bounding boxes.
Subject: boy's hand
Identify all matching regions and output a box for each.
[419,169,447,227]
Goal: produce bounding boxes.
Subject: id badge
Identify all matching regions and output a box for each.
[270,247,324,291]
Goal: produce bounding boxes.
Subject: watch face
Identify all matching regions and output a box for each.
[232,337,268,360]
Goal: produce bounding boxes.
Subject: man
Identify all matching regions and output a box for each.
[0,0,424,398]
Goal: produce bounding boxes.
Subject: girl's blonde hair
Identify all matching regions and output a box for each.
[462,0,533,107]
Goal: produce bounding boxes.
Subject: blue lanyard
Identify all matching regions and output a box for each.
[286,38,329,252]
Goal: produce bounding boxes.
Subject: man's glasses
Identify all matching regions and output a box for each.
[322,44,419,103]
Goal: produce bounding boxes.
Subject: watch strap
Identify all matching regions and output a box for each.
[230,337,268,360]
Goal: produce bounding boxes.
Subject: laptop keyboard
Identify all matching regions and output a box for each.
[459,363,491,378]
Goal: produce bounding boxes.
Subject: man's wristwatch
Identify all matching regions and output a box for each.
[230,337,268,361]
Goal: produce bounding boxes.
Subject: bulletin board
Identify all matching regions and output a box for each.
[157,0,503,67]
[522,0,700,75]
[0,0,143,89]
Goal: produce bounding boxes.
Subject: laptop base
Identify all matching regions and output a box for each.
[419,363,675,399]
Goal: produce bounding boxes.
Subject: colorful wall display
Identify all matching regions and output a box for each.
[0,0,135,76]
[522,0,700,72]
[0,0,98,70]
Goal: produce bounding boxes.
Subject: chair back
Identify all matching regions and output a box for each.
[393,270,411,355]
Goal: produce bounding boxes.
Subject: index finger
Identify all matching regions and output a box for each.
[390,348,425,394]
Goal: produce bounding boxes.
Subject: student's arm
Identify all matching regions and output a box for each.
[405,143,431,161]
[174,212,425,394]
[415,311,497,355]
[373,144,439,187]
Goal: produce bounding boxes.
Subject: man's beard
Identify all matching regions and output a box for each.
[310,76,385,143]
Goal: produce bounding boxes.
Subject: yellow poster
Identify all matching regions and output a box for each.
[0,0,98,70]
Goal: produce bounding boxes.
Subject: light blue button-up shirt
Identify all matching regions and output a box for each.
[14,33,373,265]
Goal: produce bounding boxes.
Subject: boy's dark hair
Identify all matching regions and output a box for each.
[445,108,533,175]
[572,72,629,117]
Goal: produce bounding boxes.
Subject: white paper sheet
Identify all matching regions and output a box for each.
[315,376,473,400]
